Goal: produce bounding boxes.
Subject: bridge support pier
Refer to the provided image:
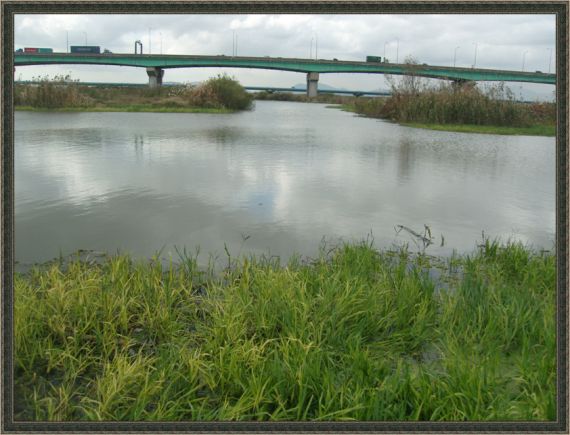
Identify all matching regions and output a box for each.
[146,67,164,88]
[451,79,475,91]
[306,72,319,97]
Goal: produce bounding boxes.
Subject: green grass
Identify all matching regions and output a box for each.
[15,105,235,114]
[14,239,556,421]
[401,122,556,137]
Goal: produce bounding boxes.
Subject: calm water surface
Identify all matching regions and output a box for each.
[15,101,555,266]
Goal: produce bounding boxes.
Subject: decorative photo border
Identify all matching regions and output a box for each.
[1,1,568,433]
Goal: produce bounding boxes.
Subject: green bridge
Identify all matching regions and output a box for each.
[14,53,556,96]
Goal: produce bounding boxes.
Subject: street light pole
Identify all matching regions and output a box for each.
[82,32,87,45]
[315,35,318,59]
[160,32,162,55]
[148,27,152,55]
[384,41,387,59]
[472,42,478,68]
[522,50,528,72]
[310,36,313,59]
[547,47,552,73]
[396,38,399,63]
[66,30,69,53]
[453,46,460,67]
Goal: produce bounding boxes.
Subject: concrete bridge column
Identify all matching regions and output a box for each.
[306,72,319,97]
[146,67,164,88]
[451,79,475,91]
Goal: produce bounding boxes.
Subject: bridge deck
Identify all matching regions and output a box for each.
[14,53,556,85]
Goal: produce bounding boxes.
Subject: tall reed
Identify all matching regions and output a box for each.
[15,75,93,109]
[346,57,555,128]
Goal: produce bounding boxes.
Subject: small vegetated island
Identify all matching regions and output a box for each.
[14,73,254,113]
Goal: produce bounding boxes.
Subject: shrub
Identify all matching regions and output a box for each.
[182,74,253,110]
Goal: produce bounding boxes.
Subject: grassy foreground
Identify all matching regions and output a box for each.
[15,240,555,421]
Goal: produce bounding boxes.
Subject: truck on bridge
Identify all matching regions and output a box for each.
[15,47,53,54]
[366,55,385,63]
[70,46,101,54]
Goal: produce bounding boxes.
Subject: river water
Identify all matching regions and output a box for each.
[15,101,555,266]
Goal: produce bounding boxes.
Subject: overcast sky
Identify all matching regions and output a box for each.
[14,14,556,98]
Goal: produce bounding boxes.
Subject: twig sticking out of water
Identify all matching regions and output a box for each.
[395,224,434,248]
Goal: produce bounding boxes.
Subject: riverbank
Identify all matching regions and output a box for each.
[15,239,555,421]
[401,122,556,136]
[15,105,235,114]
[331,103,555,137]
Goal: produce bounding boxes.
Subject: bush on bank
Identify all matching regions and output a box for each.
[176,74,254,111]
[15,239,555,421]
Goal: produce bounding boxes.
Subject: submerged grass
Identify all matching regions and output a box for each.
[15,239,556,421]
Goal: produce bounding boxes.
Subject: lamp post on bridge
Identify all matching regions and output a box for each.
[472,42,478,68]
[453,46,460,67]
[148,27,152,55]
[547,47,552,73]
[231,31,238,56]
[309,35,318,60]
[522,50,528,72]
[82,32,87,45]
[396,38,399,63]
[315,35,318,60]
